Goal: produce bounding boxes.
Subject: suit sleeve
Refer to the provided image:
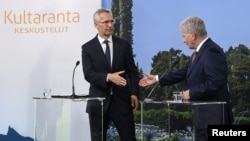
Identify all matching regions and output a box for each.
[189,46,228,100]
[81,43,109,89]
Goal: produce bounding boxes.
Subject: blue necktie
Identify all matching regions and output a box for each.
[104,40,111,67]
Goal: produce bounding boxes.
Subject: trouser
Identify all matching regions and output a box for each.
[88,97,136,141]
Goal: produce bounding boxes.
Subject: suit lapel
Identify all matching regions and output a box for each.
[187,38,209,77]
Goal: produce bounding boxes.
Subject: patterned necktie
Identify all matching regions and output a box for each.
[192,51,198,63]
[104,40,111,67]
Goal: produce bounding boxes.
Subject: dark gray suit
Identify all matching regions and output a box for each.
[81,35,139,141]
[159,38,234,141]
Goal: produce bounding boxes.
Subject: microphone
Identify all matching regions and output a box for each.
[70,60,80,98]
[51,60,90,99]
[144,59,179,102]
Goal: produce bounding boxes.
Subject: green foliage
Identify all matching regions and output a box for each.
[111,0,133,45]
[167,131,193,141]
[234,116,250,124]
[134,107,192,130]
[142,48,190,101]
[139,44,250,116]
[111,0,250,121]
[225,44,250,113]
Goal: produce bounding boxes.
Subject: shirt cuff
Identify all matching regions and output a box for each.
[106,74,109,82]
[156,75,159,82]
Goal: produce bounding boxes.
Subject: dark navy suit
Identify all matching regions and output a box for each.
[159,38,234,141]
[81,35,139,141]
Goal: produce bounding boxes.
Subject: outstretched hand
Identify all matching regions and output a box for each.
[107,71,127,86]
[139,73,157,87]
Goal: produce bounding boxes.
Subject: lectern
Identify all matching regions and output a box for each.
[140,100,226,141]
[33,97,105,141]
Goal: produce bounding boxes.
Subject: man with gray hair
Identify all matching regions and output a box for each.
[82,8,139,141]
[139,16,234,141]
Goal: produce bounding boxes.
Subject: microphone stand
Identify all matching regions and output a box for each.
[69,61,80,98]
[52,61,90,99]
[144,70,168,102]
[144,60,179,102]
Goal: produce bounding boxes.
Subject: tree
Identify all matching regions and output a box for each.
[226,44,250,113]
[146,48,189,101]
[111,0,133,45]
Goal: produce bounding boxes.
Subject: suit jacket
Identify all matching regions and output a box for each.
[81,35,139,115]
[159,38,234,125]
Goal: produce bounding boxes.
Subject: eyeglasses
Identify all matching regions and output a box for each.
[96,20,115,25]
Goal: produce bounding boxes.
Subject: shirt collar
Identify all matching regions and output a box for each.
[98,35,112,44]
[196,37,208,52]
